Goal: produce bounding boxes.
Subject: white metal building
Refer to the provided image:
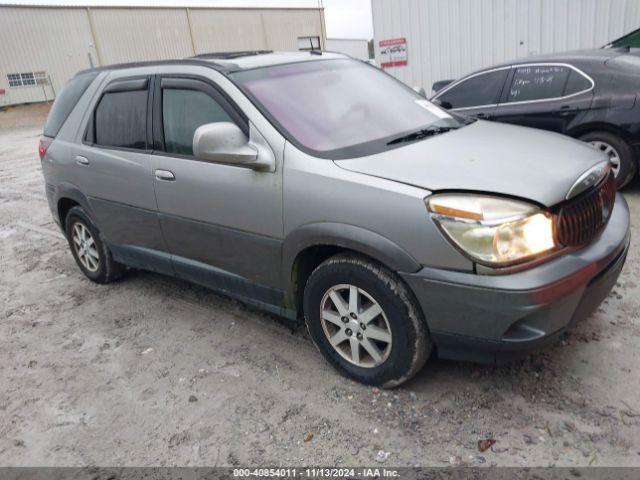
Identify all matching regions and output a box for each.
[0,3,326,106]
[372,0,640,93]
[326,38,371,60]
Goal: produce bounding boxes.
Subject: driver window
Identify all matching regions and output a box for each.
[162,88,234,156]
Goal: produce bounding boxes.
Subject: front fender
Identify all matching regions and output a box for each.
[282,222,422,290]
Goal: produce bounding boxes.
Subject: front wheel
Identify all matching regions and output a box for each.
[303,254,431,387]
[579,131,637,188]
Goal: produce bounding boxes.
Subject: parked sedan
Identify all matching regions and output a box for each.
[431,48,640,188]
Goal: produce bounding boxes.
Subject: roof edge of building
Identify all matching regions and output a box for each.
[0,3,323,11]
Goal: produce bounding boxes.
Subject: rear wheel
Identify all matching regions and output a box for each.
[579,131,637,188]
[65,206,125,284]
[303,254,431,387]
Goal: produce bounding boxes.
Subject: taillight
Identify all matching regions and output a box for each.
[39,136,53,160]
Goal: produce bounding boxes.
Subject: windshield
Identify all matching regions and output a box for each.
[231,59,462,158]
[608,28,640,48]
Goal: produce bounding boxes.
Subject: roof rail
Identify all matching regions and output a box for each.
[192,50,273,59]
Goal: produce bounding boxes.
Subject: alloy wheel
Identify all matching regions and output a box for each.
[319,284,392,368]
[72,222,100,272]
[589,140,621,177]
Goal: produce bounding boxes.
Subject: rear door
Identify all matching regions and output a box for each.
[493,64,594,133]
[431,67,510,120]
[74,74,171,274]
[150,72,284,304]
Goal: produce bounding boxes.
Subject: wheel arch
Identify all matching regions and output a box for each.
[55,183,94,233]
[282,223,422,318]
[568,122,633,143]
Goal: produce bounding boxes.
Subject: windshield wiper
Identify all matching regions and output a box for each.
[386,126,457,146]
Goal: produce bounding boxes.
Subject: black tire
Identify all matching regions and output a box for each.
[64,206,125,284]
[579,131,637,189]
[303,254,431,388]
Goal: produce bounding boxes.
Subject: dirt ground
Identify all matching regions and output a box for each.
[1,104,639,467]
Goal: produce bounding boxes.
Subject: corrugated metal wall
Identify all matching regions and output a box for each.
[372,0,640,92]
[189,9,268,52]
[326,38,370,60]
[0,7,95,105]
[0,5,325,107]
[89,8,195,64]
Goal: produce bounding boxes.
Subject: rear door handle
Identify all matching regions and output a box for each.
[75,155,90,166]
[155,169,175,181]
[558,105,576,116]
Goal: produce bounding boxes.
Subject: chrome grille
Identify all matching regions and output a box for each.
[555,173,616,247]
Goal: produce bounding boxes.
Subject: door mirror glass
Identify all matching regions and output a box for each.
[431,79,454,93]
[193,122,259,166]
[432,98,452,110]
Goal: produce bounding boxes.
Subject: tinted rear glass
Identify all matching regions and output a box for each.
[437,69,508,108]
[95,89,147,150]
[43,72,98,138]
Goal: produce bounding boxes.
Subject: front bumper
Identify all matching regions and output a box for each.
[401,193,631,364]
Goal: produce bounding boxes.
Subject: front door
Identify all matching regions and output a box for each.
[431,67,510,121]
[150,75,284,305]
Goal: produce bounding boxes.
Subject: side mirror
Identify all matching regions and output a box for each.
[193,122,260,167]
[413,86,427,98]
[432,79,454,93]
[432,98,452,110]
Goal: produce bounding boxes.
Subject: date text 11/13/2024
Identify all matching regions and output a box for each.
[233,468,400,478]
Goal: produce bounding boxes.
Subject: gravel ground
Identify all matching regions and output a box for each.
[1,105,639,467]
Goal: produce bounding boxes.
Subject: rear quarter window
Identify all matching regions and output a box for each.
[563,69,592,95]
[43,72,98,138]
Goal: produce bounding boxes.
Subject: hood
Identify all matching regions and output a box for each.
[334,120,607,207]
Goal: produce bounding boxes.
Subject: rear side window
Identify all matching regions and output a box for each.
[94,88,147,150]
[43,72,98,138]
[563,69,592,95]
[507,65,570,102]
[162,89,233,156]
[437,69,508,109]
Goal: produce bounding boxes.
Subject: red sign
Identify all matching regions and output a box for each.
[0,89,5,95]
[379,37,407,68]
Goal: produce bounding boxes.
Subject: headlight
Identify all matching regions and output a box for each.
[427,194,557,267]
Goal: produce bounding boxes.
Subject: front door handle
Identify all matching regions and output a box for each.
[75,155,90,166]
[155,169,175,181]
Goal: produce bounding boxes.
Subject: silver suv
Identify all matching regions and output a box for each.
[40,51,630,387]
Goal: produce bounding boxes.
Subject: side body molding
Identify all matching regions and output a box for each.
[282,222,422,294]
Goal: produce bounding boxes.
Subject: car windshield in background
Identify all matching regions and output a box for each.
[231,59,462,158]
[608,28,640,48]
